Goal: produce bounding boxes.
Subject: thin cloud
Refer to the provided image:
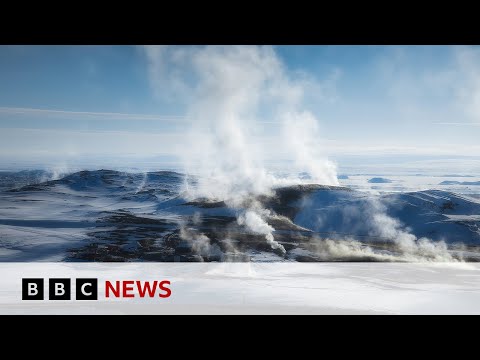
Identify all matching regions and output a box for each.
[434,122,480,126]
[0,106,282,124]
[0,107,186,122]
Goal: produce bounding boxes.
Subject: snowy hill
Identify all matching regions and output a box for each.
[368,177,393,183]
[0,170,479,262]
[439,180,480,186]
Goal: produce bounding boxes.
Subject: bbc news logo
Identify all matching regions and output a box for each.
[22,278,171,300]
[22,278,98,300]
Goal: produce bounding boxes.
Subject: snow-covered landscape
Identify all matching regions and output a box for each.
[1,169,479,262]
[1,45,480,313]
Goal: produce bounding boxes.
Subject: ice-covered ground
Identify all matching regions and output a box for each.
[338,173,480,195]
[1,263,479,314]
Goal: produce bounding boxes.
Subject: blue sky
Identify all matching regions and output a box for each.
[0,45,479,171]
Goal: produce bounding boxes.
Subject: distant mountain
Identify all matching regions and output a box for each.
[0,169,50,191]
[368,177,392,183]
[439,181,480,186]
[442,174,475,178]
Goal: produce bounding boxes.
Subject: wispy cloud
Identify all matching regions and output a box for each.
[0,106,285,124]
[0,107,186,122]
[434,122,480,126]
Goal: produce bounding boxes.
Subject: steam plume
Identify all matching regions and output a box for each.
[143,45,338,252]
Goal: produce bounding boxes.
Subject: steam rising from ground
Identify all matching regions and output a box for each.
[143,46,461,261]
[311,237,456,262]
[238,209,286,254]
[143,45,337,252]
[179,225,223,261]
[40,164,70,183]
[143,45,338,199]
[367,197,456,261]
[309,196,458,262]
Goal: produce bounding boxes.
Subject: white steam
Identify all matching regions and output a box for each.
[179,225,223,261]
[237,209,286,254]
[134,172,147,194]
[281,111,339,185]
[143,45,338,253]
[308,196,458,262]
[367,198,456,261]
[40,164,70,182]
[311,238,399,261]
[311,237,457,262]
[143,45,338,198]
[142,46,462,261]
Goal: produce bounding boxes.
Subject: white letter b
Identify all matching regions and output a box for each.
[55,283,65,296]
[28,283,38,296]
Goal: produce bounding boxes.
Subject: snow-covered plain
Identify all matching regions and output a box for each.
[338,173,480,194]
[1,262,479,314]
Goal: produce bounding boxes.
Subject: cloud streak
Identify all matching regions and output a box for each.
[434,122,480,126]
[0,107,185,122]
[0,106,286,124]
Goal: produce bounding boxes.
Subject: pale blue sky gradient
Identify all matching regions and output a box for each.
[0,45,479,171]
